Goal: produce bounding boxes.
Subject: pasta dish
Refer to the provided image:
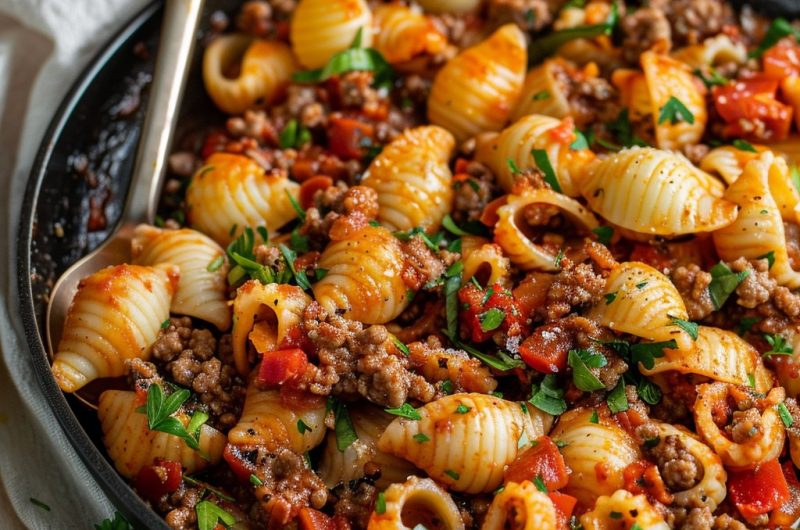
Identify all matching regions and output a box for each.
[50,1,800,529]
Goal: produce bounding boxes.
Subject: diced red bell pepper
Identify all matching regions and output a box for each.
[729,459,791,519]
[770,461,800,528]
[277,323,316,356]
[223,443,257,483]
[504,436,569,490]
[327,117,374,160]
[201,130,229,160]
[134,458,183,504]
[548,491,577,530]
[712,76,794,141]
[299,508,335,530]
[622,460,674,505]
[257,348,309,386]
[763,38,800,79]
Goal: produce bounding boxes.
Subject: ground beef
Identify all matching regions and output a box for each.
[595,353,628,390]
[544,260,606,320]
[650,0,733,46]
[300,184,379,250]
[160,485,202,530]
[401,235,449,290]
[487,0,553,32]
[550,60,618,126]
[331,479,377,530]
[244,446,328,526]
[727,407,762,443]
[645,433,703,494]
[712,514,748,530]
[237,1,274,37]
[451,161,498,224]
[620,7,672,64]
[299,302,436,407]
[226,110,277,144]
[148,317,246,430]
[678,506,714,530]
[168,151,199,178]
[672,264,715,320]
[407,336,498,395]
[731,257,773,308]
[334,72,383,115]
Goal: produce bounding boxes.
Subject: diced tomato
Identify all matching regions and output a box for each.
[201,130,229,160]
[548,491,577,530]
[454,158,470,175]
[299,508,335,530]
[518,321,572,374]
[327,117,374,160]
[763,38,800,79]
[458,282,527,343]
[729,459,791,519]
[299,176,334,210]
[504,436,569,489]
[480,195,508,227]
[712,76,794,141]
[223,443,257,482]
[770,462,800,528]
[134,458,183,504]
[277,324,316,356]
[629,244,672,273]
[257,348,309,386]
[548,117,576,145]
[622,460,673,505]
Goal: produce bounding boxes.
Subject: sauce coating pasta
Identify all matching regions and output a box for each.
[52,2,800,529]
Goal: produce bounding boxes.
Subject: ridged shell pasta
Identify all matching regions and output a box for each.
[461,237,511,288]
[52,264,178,393]
[131,225,230,331]
[651,422,727,510]
[232,281,312,375]
[227,382,326,453]
[512,60,572,122]
[642,326,772,392]
[671,34,747,69]
[482,481,558,530]
[588,261,694,352]
[474,114,595,196]
[613,51,707,150]
[549,409,641,507]
[494,190,599,272]
[694,382,786,469]
[580,489,669,530]
[427,24,526,142]
[377,393,553,493]
[413,0,481,14]
[98,390,226,479]
[290,0,372,69]
[372,4,447,65]
[367,477,464,530]
[203,35,296,115]
[186,152,300,246]
[312,225,410,324]
[361,125,455,232]
[318,405,418,489]
[580,147,736,237]
[713,152,800,288]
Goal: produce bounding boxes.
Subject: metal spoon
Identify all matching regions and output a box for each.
[46,1,205,383]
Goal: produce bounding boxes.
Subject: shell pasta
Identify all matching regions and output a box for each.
[48,3,800,529]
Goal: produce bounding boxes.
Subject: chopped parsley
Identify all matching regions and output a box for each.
[657,96,695,125]
[385,402,422,420]
[669,316,699,340]
[444,469,460,480]
[135,383,208,455]
[507,158,521,174]
[532,90,551,100]
[531,149,562,193]
[413,433,431,443]
[161,318,170,330]
[570,130,590,150]
[206,255,225,273]
[736,316,760,336]
[533,475,548,493]
[693,67,728,88]
[479,308,506,332]
[750,17,800,58]
[592,226,614,246]
[758,250,776,269]
[708,262,750,310]
[589,410,599,423]
[297,418,312,434]
[330,398,359,451]
[455,403,471,414]
[278,119,312,149]
[568,349,606,392]
[779,402,794,428]
[643,436,661,448]
[196,501,236,530]
[528,2,618,64]
[606,380,629,413]
[529,374,567,416]
[732,138,758,153]
[763,333,793,357]
[95,512,133,530]
[375,492,387,514]
[392,336,410,356]
[604,291,617,305]
[250,474,264,486]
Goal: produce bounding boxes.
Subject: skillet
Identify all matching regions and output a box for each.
[15,0,800,528]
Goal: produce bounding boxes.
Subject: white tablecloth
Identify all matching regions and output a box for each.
[0,1,149,527]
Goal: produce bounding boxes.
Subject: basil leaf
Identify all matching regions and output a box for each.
[479,308,506,332]
[732,138,757,153]
[444,272,462,338]
[779,402,794,428]
[637,379,662,405]
[331,399,358,451]
[657,96,695,125]
[750,17,800,58]
[385,402,422,420]
[570,130,589,150]
[293,47,394,87]
[669,316,699,340]
[708,262,749,309]
[528,2,618,64]
[592,226,613,245]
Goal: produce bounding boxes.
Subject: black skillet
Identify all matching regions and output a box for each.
[15,0,800,528]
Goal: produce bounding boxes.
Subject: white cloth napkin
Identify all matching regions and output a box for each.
[0,1,149,527]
